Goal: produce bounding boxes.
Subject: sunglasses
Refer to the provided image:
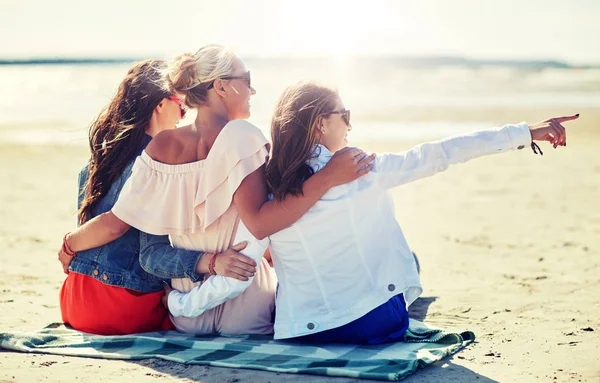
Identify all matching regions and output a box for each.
[323,109,351,126]
[168,95,187,119]
[208,72,252,90]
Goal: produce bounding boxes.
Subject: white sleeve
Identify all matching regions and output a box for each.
[167,220,270,318]
[375,122,532,190]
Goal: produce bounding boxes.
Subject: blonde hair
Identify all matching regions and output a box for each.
[165,45,237,108]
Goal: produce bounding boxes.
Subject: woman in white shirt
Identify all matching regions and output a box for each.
[168,81,576,344]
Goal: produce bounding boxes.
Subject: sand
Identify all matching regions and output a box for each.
[1,108,599,382]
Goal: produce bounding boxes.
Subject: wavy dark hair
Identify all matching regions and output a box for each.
[265,82,339,201]
[78,59,169,224]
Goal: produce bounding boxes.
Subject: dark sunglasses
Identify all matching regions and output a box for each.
[168,95,187,118]
[323,109,351,126]
[208,72,252,90]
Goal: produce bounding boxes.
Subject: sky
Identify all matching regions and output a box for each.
[1,0,599,64]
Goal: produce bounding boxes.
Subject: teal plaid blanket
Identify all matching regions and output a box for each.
[0,319,474,381]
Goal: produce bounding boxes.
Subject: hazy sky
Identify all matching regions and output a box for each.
[2,0,599,64]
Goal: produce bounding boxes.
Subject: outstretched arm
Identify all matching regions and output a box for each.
[376,115,575,190]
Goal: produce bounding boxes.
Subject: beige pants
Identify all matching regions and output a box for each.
[171,258,277,335]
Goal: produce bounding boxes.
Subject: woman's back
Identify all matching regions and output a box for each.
[268,145,422,340]
[112,120,277,335]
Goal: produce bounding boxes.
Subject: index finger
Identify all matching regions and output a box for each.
[553,114,579,123]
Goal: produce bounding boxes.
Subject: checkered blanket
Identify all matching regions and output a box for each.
[0,319,474,381]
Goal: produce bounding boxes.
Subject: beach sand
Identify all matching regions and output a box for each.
[1,108,599,382]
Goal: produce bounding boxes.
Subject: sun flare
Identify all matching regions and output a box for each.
[272,0,416,58]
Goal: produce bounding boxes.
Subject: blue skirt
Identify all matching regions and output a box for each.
[296,294,409,345]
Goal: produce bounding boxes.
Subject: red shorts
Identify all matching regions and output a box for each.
[60,272,174,335]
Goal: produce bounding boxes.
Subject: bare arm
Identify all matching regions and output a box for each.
[234,147,375,240]
[66,211,130,252]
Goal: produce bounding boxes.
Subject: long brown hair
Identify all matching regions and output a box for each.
[78,59,169,224]
[265,82,339,201]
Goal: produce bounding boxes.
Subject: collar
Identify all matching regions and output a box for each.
[307,144,334,172]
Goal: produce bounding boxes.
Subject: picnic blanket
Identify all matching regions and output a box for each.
[0,319,474,381]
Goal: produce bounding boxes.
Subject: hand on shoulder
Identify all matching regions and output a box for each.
[321,146,375,187]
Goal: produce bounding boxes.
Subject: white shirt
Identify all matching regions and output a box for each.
[168,122,533,339]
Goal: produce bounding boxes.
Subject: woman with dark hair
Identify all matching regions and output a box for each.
[60,59,262,335]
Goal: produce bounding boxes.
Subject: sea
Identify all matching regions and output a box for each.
[1,56,599,145]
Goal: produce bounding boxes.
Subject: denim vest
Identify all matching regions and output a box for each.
[68,136,204,293]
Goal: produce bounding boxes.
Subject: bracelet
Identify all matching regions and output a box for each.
[531,142,543,156]
[62,233,77,256]
[203,252,213,275]
[208,252,219,276]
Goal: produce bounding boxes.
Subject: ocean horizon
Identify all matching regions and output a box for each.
[1,56,598,145]
[1,55,598,69]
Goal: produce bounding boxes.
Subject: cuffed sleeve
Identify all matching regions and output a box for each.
[506,122,533,149]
